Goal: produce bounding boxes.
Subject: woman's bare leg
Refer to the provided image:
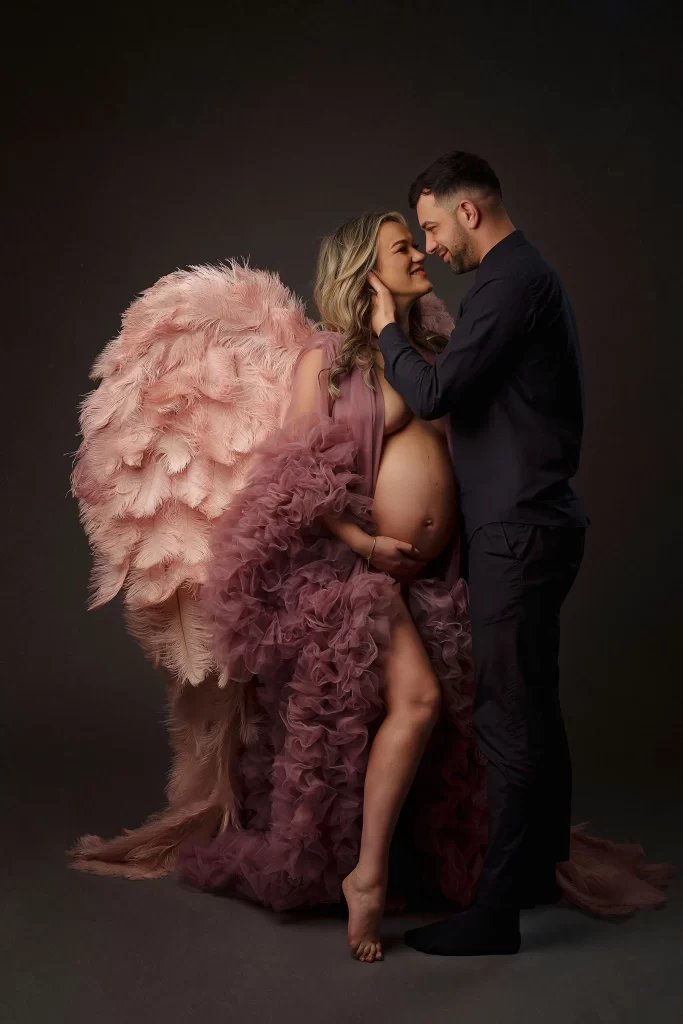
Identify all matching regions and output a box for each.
[342,594,441,962]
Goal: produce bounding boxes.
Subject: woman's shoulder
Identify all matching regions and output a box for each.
[299,329,342,363]
[292,330,341,382]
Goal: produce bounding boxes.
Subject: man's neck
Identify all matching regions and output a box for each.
[476,217,516,264]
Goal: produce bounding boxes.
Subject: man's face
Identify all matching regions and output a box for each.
[416,191,478,275]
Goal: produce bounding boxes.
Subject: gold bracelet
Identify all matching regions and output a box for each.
[366,536,377,566]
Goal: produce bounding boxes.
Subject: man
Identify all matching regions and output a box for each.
[369,151,589,956]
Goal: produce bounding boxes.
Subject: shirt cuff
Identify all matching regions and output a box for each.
[378,322,408,345]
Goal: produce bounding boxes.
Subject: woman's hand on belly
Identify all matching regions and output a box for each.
[321,516,427,579]
[370,535,429,582]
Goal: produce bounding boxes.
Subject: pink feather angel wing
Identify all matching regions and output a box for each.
[72,263,455,687]
[72,262,316,685]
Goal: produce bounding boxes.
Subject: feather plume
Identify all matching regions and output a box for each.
[419,290,456,338]
[124,589,214,686]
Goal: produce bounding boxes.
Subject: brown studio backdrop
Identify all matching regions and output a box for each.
[4,1,681,825]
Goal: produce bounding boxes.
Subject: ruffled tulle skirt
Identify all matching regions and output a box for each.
[70,420,673,915]
[179,571,488,911]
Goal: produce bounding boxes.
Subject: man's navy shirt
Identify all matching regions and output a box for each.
[379,230,589,539]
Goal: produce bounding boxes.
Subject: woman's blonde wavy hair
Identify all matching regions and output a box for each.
[314,211,447,399]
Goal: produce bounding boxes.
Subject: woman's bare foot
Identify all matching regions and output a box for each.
[341,867,386,962]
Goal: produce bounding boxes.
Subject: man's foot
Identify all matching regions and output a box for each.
[341,867,386,963]
[404,904,521,956]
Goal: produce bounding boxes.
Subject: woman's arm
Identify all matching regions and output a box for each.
[285,346,327,423]
[326,514,375,559]
[286,345,425,575]
[285,347,376,558]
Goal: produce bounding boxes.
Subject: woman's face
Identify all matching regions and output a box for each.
[373,221,433,301]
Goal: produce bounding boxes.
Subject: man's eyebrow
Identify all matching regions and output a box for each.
[420,221,435,229]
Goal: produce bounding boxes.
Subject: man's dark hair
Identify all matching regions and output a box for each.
[408,151,502,209]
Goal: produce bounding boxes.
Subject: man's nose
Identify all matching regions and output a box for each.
[425,238,439,255]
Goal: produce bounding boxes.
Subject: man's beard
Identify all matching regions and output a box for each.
[447,228,477,275]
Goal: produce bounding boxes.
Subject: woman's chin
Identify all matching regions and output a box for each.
[392,279,433,304]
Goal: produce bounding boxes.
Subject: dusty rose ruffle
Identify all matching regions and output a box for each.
[71,416,673,915]
[179,418,674,915]
[560,826,674,915]
[179,419,488,909]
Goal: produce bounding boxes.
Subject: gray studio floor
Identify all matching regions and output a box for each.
[4,774,681,1024]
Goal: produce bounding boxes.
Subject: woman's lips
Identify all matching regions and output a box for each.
[411,269,427,276]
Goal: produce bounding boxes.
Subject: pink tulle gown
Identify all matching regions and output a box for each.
[68,265,673,918]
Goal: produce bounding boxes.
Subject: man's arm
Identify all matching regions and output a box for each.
[379,275,534,420]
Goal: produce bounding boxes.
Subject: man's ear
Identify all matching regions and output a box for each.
[459,199,481,229]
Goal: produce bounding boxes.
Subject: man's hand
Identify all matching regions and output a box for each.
[368,271,396,337]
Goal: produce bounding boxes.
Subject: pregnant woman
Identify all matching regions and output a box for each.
[180,211,480,964]
[70,211,670,965]
[288,214,463,962]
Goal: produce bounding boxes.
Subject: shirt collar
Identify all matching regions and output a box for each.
[477,229,527,275]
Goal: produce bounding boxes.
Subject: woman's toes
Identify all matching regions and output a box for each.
[363,942,376,963]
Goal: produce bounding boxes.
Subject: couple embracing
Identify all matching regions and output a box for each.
[70,150,670,962]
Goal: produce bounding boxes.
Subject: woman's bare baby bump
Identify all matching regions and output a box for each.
[372,420,457,574]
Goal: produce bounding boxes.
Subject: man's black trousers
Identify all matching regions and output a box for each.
[465,522,585,908]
